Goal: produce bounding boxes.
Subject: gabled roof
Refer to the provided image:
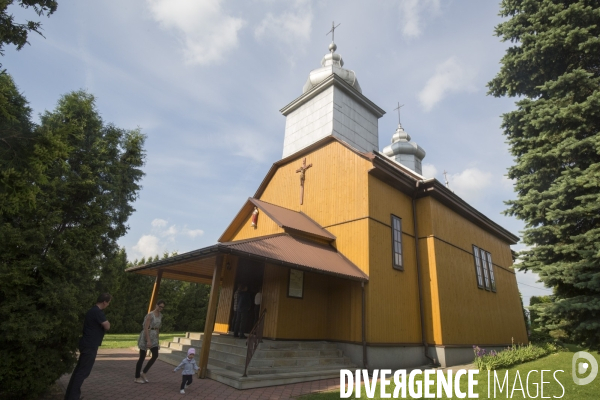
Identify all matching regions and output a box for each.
[126,233,368,282]
[253,135,519,245]
[222,233,367,281]
[219,198,335,242]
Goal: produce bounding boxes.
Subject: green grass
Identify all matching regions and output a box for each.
[101,332,186,349]
[299,345,599,400]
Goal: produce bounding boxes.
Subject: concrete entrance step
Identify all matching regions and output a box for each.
[158,332,357,389]
[207,366,342,389]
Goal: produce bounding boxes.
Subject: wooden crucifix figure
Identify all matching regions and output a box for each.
[295,157,312,205]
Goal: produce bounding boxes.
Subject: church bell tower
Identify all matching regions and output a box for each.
[280,29,385,158]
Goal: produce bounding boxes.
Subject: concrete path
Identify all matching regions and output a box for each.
[58,348,339,399]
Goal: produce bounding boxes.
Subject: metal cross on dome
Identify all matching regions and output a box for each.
[394,102,404,125]
[326,21,341,42]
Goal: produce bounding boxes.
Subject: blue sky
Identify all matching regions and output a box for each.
[5,0,553,305]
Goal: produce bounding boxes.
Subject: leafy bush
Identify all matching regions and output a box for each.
[473,342,564,370]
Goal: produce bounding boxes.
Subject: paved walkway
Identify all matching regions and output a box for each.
[58,349,339,399]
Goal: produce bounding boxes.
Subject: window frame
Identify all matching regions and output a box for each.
[486,251,496,292]
[391,214,404,271]
[480,247,491,291]
[472,245,484,289]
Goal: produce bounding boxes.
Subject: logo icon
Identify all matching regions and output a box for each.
[572,351,598,385]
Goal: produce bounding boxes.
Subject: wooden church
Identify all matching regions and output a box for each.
[127,39,528,387]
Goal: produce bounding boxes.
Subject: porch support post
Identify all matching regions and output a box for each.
[198,254,224,379]
[147,270,163,314]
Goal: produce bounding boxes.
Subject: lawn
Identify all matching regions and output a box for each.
[299,345,599,400]
[101,332,186,349]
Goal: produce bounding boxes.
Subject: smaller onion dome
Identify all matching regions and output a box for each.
[382,123,426,175]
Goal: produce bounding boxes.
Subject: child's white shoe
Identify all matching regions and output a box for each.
[180,389,185,394]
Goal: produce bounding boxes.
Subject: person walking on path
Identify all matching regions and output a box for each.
[233,285,251,339]
[173,347,199,394]
[134,299,165,383]
[64,293,111,400]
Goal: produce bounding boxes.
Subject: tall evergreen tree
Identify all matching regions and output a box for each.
[489,0,600,350]
[0,81,145,398]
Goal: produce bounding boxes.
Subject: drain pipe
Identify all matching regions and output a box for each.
[412,180,439,367]
[361,281,368,370]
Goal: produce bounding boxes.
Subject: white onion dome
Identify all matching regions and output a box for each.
[302,42,362,93]
[382,123,426,174]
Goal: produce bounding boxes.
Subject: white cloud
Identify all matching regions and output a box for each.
[163,225,178,237]
[255,0,313,47]
[448,167,493,202]
[227,127,280,162]
[151,218,168,228]
[146,0,245,65]
[418,57,477,111]
[131,220,204,259]
[398,0,440,38]
[132,235,162,258]
[421,163,438,179]
[182,228,204,238]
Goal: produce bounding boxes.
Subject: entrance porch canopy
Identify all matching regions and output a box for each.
[125,233,369,283]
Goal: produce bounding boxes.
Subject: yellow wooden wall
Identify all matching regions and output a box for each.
[366,176,423,344]
[274,269,329,339]
[326,277,363,342]
[365,179,526,346]
[427,198,528,345]
[259,141,371,229]
[214,256,238,333]
[257,140,372,341]
[261,264,281,338]
[215,138,526,347]
[229,209,283,242]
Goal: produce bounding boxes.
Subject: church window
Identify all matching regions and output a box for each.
[391,215,403,270]
[486,251,496,292]
[473,245,484,288]
[480,249,491,290]
[473,245,496,292]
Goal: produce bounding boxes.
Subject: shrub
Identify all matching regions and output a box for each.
[473,342,564,370]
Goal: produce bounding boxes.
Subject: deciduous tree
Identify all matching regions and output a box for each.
[0,80,145,398]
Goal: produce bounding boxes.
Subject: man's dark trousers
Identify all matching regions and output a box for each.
[233,310,248,337]
[64,347,98,400]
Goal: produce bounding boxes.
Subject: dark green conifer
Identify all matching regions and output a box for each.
[489,0,600,350]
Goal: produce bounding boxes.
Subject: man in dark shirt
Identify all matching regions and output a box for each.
[233,285,252,339]
[64,293,111,400]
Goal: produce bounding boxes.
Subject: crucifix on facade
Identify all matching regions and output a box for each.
[295,157,312,205]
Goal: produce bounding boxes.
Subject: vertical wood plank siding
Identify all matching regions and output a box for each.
[214,256,238,333]
[230,210,284,241]
[259,141,371,227]
[427,198,528,345]
[367,176,421,343]
[261,264,282,338]
[215,140,526,346]
[256,141,371,340]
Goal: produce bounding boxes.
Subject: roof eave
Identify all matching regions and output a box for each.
[369,153,520,245]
